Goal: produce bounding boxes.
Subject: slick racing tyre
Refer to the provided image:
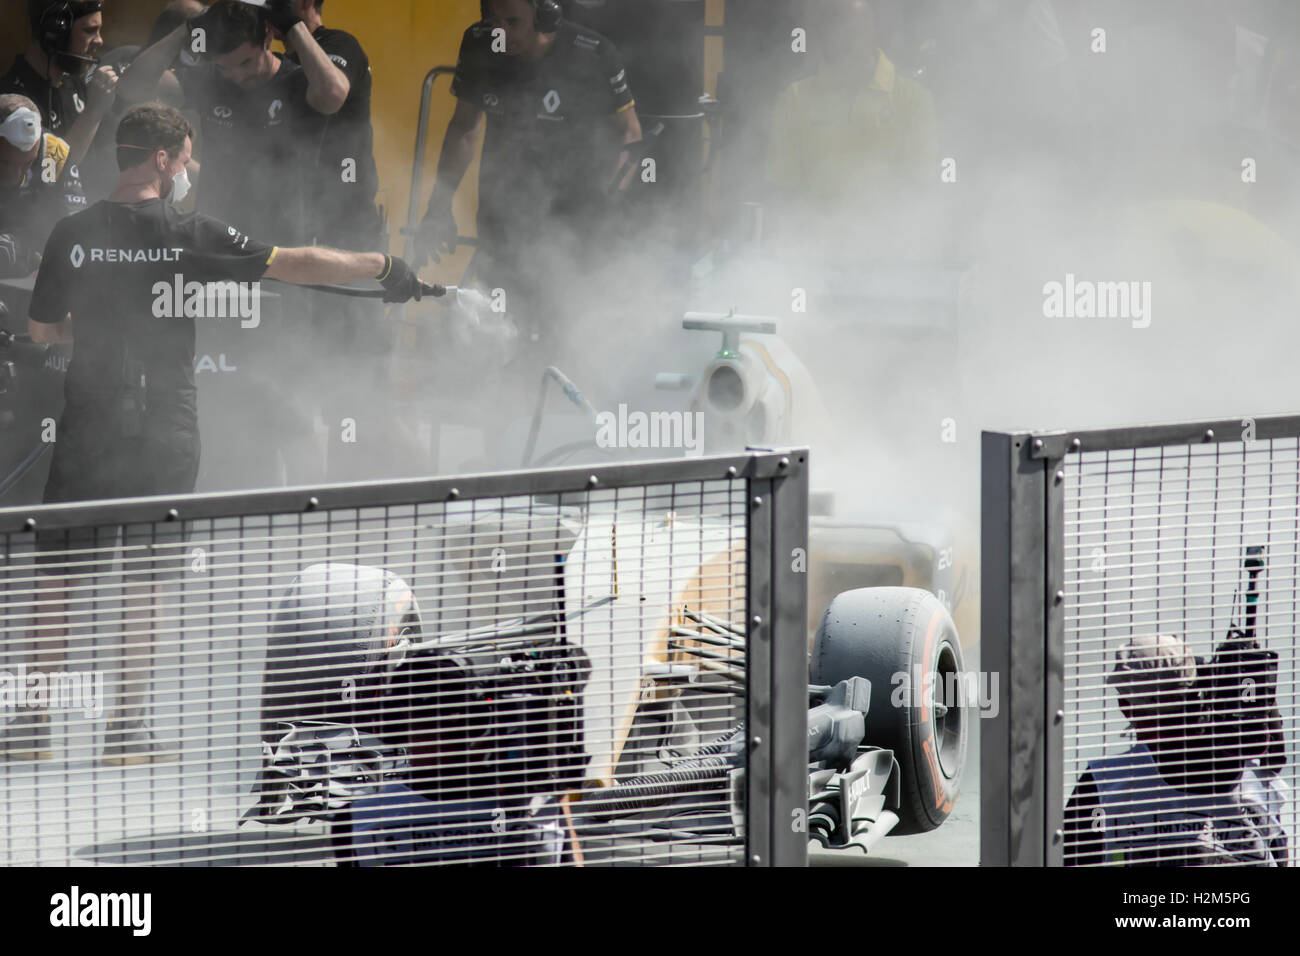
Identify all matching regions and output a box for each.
[811,587,967,834]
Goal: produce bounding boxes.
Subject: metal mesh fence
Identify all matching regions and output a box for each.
[0,455,805,867]
[1060,438,1296,866]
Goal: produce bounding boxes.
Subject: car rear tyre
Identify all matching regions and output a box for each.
[811,586,967,834]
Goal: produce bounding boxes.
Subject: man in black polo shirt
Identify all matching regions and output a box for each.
[116,0,349,245]
[0,1,122,168]
[115,0,352,487]
[414,0,641,350]
[0,103,420,765]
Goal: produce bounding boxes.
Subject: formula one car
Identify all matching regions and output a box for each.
[240,502,967,865]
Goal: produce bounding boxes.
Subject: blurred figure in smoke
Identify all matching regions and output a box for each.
[276,0,389,482]
[413,0,642,356]
[765,0,937,260]
[0,93,86,278]
[1,1,121,168]
[1063,634,1287,867]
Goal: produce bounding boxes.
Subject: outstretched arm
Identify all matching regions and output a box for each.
[263,246,385,286]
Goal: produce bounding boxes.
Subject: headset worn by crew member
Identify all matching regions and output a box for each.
[0,94,86,278]
[0,1,121,168]
[0,103,421,766]
[415,0,642,346]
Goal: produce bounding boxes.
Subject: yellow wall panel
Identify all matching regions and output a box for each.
[321,0,482,277]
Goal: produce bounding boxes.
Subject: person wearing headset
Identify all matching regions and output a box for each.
[413,0,642,352]
[0,0,121,167]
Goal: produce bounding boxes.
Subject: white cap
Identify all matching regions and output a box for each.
[1107,633,1198,714]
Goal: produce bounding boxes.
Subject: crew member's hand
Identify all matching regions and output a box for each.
[86,65,119,115]
[376,255,423,304]
[414,207,458,266]
[266,0,304,36]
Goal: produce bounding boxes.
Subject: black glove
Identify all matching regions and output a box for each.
[265,0,303,35]
[414,205,457,267]
[376,255,423,304]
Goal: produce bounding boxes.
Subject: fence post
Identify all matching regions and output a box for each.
[980,430,1050,866]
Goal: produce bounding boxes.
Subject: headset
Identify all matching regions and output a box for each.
[479,0,563,34]
[28,0,101,71]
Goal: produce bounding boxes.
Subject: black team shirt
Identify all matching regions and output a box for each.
[178,55,313,245]
[29,198,276,444]
[288,27,381,248]
[0,54,89,141]
[450,20,635,239]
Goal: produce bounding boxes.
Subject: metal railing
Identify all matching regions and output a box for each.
[0,450,808,867]
[982,418,1298,866]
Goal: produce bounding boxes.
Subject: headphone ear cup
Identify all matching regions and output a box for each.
[534,0,561,33]
[37,2,73,55]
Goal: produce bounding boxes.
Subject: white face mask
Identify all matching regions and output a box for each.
[169,168,191,206]
[0,106,41,152]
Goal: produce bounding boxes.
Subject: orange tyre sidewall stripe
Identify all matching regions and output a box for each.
[918,605,955,814]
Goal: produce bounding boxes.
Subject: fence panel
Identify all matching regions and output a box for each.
[983,419,1298,867]
[0,451,808,867]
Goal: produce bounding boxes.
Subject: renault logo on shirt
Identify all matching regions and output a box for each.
[543,90,561,114]
[69,245,184,267]
[268,99,283,120]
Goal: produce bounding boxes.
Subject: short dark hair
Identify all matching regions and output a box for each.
[115,103,193,170]
[205,0,268,57]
